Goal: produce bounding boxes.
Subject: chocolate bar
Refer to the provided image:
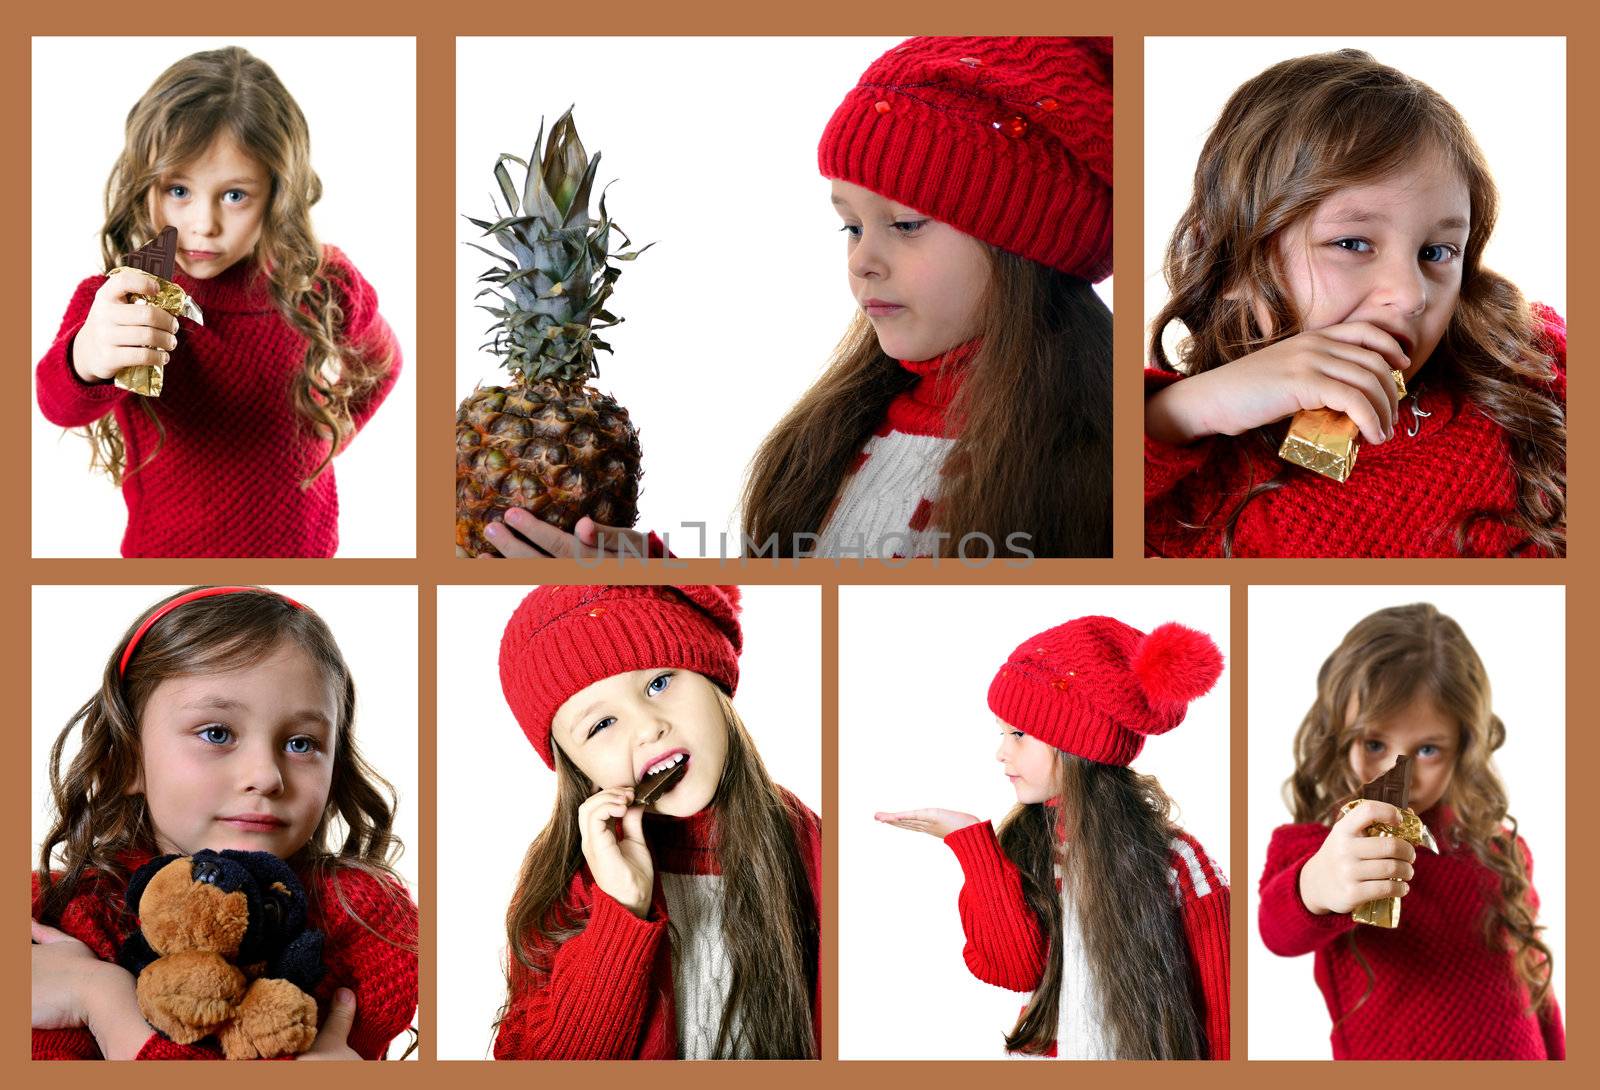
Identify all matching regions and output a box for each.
[107,227,204,396]
[1278,370,1407,484]
[124,225,178,279]
[1361,753,1412,807]
[635,758,688,805]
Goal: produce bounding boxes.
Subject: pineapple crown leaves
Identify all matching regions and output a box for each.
[465,108,653,385]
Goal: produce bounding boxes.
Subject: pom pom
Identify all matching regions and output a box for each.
[1131,622,1222,708]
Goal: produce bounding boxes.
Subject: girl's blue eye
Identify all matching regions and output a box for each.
[648,672,674,695]
[1362,739,1386,754]
[167,185,189,199]
[839,224,861,239]
[199,725,232,745]
[223,189,248,205]
[891,219,928,235]
[1417,743,1440,758]
[1332,237,1373,253]
[285,736,318,755]
[1419,243,1459,263]
[587,716,615,739]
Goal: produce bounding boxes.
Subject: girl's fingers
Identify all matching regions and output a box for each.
[1357,856,1414,882]
[102,268,163,301]
[619,803,646,843]
[1353,878,1410,902]
[1334,801,1405,836]
[574,516,650,556]
[503,509,585,558]
[1320,321,1412,374]
[1351,834,1417,863]
[114,346,169,370]
[482,522,549,559]
[1315,360,1395,441]
[1321,343,1403,415]
[111,303,180,334]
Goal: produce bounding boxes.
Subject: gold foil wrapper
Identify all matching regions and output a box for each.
[105,267,204,398]
[1339,799,1435,929]
[1277,369,1408,484]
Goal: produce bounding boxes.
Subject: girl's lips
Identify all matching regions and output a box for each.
[183,250,221,260]
[219,815,286,831]
[862,299,905,318]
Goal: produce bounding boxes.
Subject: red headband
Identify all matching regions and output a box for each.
[118,586,305,677]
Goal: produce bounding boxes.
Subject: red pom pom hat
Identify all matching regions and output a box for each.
[817,36,1113,281]
[500,585,743,769]
[988,616,1222,766]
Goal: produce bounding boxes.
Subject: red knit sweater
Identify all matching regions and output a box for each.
[1258,810,1564,1059]
[493,790,822,1060]
[1144,304,1565,557]
[31,856,419,1060]
[816,342,975,558]
[35,246,400,557]
[943,819,1230,1059]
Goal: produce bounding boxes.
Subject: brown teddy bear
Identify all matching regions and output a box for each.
[116,850,326,1059]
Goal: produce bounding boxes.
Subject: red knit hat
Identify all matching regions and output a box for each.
[988,617,1222,766]
[818,36,1113,281]
[500,585,743,769]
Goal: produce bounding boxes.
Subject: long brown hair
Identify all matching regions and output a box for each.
[90,46,393,485]
[742,249,1112,557]
[35,585,411,949]
[499,689,817,1058]
[1150,49,1564,556]
[998,754,1205,1058]
[1286,602,1553,1011]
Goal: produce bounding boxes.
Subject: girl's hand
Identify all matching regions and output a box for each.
[1145,321,1409,446]
[875,809,982,840]
[578,787,654,918]
[1297,800,1417,916]
[476,512,651,560]
[297,988,360,1060]
[70,270,182,384]
[31,919,113,1030]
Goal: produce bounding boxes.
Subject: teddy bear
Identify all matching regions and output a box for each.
[116,849,326,1059]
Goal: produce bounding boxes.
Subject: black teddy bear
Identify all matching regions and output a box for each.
[117,849,325,1058]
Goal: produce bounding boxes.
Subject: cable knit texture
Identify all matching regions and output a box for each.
[944,820,1230,1059]
[30,857,419,1060]
[494,790,822,1060]
[818,37,1112,280]
[817,342,974,558]
[1144,304,1566,557]
[498,585,743,769]
[1259,810,1564,1059]
[35,246,401,557]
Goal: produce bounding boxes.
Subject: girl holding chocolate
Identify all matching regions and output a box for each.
[877,617,1230,1059]
[34,46,400,558]
[1258,603,1563,1059]
[1144,49,1564,557]
[492,585,820,1059]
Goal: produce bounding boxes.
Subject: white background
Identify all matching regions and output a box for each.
[837,584,1230,1059]
[456,38,1113,556]
[31,37,417,558]
[30,583,420,1059]
[1246,584,1565,1059]
[434,584,821,1059]
[1145,37,1566,355]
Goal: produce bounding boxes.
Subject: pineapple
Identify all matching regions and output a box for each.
[456,109,649,557]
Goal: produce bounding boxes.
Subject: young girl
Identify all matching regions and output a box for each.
[493,584,821,1059]
[485,36,1112,560]
[35,46,400,558]
[31,585,419,1060]
[1258,603,1563,1059]
[1144,50,1565,558]
[877,617,1230,1059]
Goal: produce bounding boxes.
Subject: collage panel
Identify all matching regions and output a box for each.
[839,584,1231,1060]
[1247,584,1565,1059]
[30,584,421,1059]
[453,35,1112,561]
[1142,36,1565,558]
[435,584,822,1059]
[30,36,417,559]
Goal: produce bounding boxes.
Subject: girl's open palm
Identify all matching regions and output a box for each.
[875,808,981,840]
[578,788,654,918]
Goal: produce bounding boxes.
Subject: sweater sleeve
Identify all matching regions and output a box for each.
[1257,822,1358,957]
[783,791,825,1059]
[35,275,136,428]
[1531,303,1566,404]
[315,869,420,1060]
[32,872,111,1060]
[944,821,1046,992]
[493,874,669,1060]
[1170,833,1231,1060]
[1515,836,1565,1059]
[323,246,401,443]
[1143,368,1218,503]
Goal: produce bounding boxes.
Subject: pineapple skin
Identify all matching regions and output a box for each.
[455,379,642,557]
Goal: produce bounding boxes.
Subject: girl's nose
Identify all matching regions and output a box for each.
[239,745,285,795]
[848,229,887,281]
[1372,254,1428,316]
[189,202,222,238]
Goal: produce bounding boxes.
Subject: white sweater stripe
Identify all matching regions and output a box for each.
[816,430,955,558]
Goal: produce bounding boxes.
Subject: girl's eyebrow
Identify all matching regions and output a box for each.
[1320,207,1469,232]
[179,696,331,727]
[164,173,262,187]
